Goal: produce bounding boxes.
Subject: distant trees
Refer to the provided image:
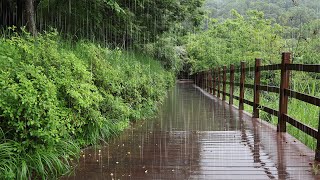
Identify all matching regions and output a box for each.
[205,0,320,28]
[186,10,284,72]
[199,0,320,69]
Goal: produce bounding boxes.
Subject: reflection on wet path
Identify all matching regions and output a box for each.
[63,82,319,180]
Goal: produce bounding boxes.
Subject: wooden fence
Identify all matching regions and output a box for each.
[194,52,320,161]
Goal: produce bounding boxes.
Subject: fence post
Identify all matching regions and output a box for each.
[239,62,246,110]
[196,73,200,86]
[213,68,216,96]
[203,72,205,88]
[195,73,198,86]
[253,58,261,118]
[218,68,221,98]
[200,72,203,88]
[277,52,291,132]
[203,71,205,89]
[223,66,227,101]
[207,71,210,91]
[229,65,235,105]
[198,73,200,86]
[209,70,212,93]
[207,71,210,92]
[205,71,207,91]
[316,112,320,161]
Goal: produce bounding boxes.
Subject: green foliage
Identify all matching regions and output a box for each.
[142,34,184,72]
[0,31,174,179]
[293,20,320,65]
[32,0,205,46]
[186,10,284,72]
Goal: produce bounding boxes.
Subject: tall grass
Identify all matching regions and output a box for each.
[0,129,18,179]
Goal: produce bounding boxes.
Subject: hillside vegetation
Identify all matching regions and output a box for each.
[0,30,176,179]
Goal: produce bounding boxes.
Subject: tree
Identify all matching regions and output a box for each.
[25,0,37,35]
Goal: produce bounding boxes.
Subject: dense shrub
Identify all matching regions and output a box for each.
[0,31,174,179]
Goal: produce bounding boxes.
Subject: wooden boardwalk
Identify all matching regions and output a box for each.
[64,82,320,180]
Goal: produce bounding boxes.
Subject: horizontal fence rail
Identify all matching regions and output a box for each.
[193,52,320,161]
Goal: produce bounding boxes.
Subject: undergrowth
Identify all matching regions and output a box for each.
[0,30,174,179]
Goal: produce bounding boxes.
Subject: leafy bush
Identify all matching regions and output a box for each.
[142,34,183,73]
[0,30,174,179]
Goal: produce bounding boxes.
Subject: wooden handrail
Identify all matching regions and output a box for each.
[285,89,320,106]
[258,64,281,71]
[194,52,320,161]
[287,64,320,72]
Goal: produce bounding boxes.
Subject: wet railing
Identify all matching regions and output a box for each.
[194,52,320,161]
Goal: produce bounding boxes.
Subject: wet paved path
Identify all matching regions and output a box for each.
[63,82,319,180]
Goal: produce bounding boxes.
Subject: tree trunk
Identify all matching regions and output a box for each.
[16,0,24,28]
[25,0,37,36]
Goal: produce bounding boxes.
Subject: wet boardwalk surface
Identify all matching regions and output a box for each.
[63,82,320,180]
